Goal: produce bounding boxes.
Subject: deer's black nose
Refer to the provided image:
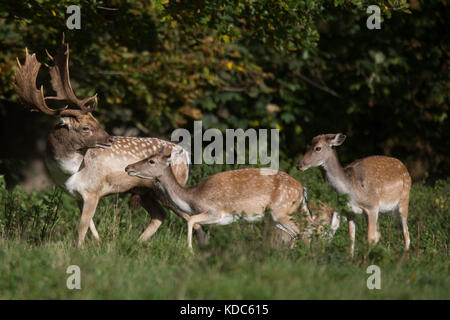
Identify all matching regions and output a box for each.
[296,162,303,170]
[125,165,131,172]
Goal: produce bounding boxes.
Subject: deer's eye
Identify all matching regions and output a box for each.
[315,146,322,152]
[148,159,155,164]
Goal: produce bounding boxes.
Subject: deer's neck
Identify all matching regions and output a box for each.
[46,127,85,175]
[156,167,197,215]
[322,150,351,195]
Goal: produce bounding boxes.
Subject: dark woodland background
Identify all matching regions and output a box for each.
[0,0,448,189]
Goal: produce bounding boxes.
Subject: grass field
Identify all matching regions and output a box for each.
[0,161,448,299]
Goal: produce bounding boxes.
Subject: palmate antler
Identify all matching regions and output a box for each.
[14,34,97,116]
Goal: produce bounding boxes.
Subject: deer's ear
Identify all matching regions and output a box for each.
[58,117,72,129]
[159,147,172,165]
[159,146,173,156]
[326,133,346,147]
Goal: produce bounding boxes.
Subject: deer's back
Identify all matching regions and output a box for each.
[56,136,189,198]
[344,155,411,209]
[193,168,304,214]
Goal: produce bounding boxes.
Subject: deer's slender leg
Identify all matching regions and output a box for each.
[187,212,221,250]
[135,193,206,244]
[77,196,100,248]
[347,213,356,257]
[77,200,100,241]
[273,215,300,239]
[399,200,410,250]
[172,208,207,245]
[138,195,168,242]
[365,207,380,246]
[89,220,100,241]
[271,227,294,248]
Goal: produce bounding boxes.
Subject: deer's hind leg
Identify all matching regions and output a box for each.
[398,200,410,250]
[271,206,301,246]
[270,193,303,247]
[398,193,411,250]
[138,194,168,242]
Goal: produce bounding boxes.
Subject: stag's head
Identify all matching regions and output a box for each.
[125,147,175,180]
[297,133,346,171]
[14,34,113,151]
[56,111,112,150]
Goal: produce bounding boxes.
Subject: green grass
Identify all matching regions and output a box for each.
[0,163,448,299]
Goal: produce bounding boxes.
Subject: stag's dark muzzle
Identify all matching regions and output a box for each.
[96,130,114,149]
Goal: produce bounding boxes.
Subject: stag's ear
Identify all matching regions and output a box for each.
[326,133,346,147]
[58,116,72,129]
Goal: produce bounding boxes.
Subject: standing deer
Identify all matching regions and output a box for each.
[297,133,411,255]
[14,36,204,247]
[125,148,310,250]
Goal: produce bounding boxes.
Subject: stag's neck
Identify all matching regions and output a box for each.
[156,167,197,215]
[322,150,351,195]
[46,127,85,175]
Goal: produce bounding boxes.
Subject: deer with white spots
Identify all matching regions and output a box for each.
[125,148,309,250]
[297,133,412,256]
[271,200,341,247]
[14,36,205,247]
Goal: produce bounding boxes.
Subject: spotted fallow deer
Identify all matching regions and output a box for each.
[125,148,310,250]
[14,36,204,247]
[297,133,412,255]
[271,200,341,247]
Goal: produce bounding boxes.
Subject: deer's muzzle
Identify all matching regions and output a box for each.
[125,165,136,175]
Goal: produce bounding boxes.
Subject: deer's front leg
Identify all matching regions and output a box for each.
[77,196,100,248]
[347,213,356,257]
[172,208,207,245]
[187,211,220,251]
[365,207,380,246]
[77,200,100,241]
[140,194,207,245]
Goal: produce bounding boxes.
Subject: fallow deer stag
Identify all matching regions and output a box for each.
[125,148,310,251]
[297,133,412,256]
[14,36,204,247]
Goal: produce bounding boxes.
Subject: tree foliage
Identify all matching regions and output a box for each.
[0,0,448,181]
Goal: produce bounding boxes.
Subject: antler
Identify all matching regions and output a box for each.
[45,34,98,113]
[14,34,97,116]
[14,48,68,115]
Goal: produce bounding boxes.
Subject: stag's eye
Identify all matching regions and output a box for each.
[148,159,155,164]
[315,146,322,152]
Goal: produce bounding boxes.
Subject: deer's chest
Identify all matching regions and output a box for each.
[45,155,85,198]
